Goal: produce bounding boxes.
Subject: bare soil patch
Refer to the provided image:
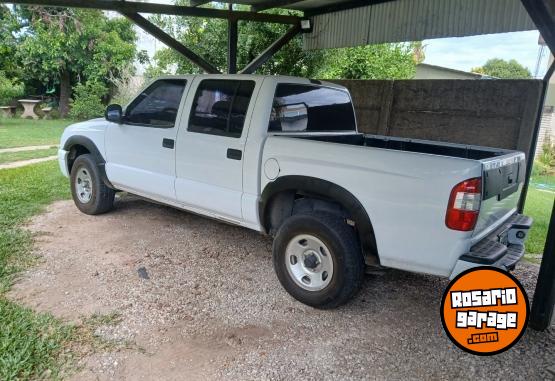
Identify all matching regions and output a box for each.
[0,155,57,170]
[8,195,555,380]
[0,145,56,153]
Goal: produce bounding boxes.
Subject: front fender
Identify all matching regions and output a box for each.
[62,135,115,189]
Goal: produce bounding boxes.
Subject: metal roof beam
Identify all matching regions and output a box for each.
[250,0,304,13]
[519,0,555,332]
[240,23,300,74]
[304,0,393,17]
[189,0,210,7]
[520,0,555,54]
[530,197,555,330]
[3,0,301,24]
[227,4,238,74]
[527,60,555,331]
[122,11,221,74]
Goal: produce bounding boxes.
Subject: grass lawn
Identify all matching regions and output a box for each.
[0,118,72,149]
[0,147,58,165]
[0,161,74,380]
[524,186,554,255]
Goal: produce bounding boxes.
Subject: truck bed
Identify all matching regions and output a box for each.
[296,133,512,160]
[293,133,526,239]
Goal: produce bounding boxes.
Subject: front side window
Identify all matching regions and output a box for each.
[188,80,255,138]
[269,84,356,133]
[125,79,187,127]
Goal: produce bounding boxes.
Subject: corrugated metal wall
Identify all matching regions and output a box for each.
[304,0,536,50]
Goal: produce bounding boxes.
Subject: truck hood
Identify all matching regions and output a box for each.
[64,118,106,133]
[60,118,108,148]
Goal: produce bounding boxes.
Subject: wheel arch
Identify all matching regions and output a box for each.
[63,135,115,189]
[259,175,379,262]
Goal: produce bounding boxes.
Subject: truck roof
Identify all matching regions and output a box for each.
[155,74,348,92]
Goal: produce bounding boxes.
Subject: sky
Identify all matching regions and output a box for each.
[423,30,550,78]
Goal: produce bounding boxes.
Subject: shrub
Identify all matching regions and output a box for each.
[538,137,555,169]
[532,160,552,177]
[47,108,61,119]
[0,71,24,105]
[69,81,108,120]
[108,65,144,106]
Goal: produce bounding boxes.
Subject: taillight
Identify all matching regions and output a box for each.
[445,177,482,231]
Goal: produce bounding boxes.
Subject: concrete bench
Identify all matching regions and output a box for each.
[41,107,53,119]
[0,106,16,118]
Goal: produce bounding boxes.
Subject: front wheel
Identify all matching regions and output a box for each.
[273,212,365,309]
[70,154,115,215]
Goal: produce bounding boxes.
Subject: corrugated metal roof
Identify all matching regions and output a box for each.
[303,0,536,50]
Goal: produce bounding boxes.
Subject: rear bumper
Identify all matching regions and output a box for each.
[449,214,532,279]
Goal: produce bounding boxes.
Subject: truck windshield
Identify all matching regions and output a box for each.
[269,84,356,133]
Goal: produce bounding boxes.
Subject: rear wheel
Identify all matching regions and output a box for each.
[273,212,365,309]
[70,154,115,215]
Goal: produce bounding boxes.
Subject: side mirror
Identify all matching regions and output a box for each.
[105,104,123,124]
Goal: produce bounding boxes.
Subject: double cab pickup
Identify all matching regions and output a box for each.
[59,75,532,308]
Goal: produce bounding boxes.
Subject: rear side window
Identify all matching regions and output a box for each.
[125,79,187,128]
[188,80,255,138]
[269,84,356,133]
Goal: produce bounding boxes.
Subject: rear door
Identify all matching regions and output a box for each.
[105,78,189,201]
[474,152,526,236]
[174,78,257,221]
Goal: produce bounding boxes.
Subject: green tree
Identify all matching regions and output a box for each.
[0,5,22,79]
[471,58,532,79]
[147,6,324,77]
[317,44,417,80]
[12,6,137,116]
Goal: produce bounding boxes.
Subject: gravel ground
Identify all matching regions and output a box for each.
[8,195,555,380]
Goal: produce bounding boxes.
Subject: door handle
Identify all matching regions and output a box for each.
[162,138,175,149]
[227,148,242,160]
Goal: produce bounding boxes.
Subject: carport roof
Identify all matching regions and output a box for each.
[5,0,542,48]
[201,0,538,49]
[301,0,536,50]
[8,0,553,54]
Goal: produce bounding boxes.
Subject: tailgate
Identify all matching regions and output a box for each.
[473,152,526,238]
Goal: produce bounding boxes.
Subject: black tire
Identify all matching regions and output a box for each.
[273,212,365,309]
[70,154,115,215]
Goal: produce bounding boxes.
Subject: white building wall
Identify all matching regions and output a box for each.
[537,107,554,157]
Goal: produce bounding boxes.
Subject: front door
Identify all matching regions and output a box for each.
[105,78,189,201]
[175,78,257,221]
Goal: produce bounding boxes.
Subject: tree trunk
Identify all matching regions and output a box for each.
[59,69,71,117]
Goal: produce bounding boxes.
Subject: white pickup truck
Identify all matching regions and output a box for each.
[59,74,532,308]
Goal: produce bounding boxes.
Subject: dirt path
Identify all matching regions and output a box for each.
[8,196,555,380]
[0,155,57,170]
[0,145,56,153]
